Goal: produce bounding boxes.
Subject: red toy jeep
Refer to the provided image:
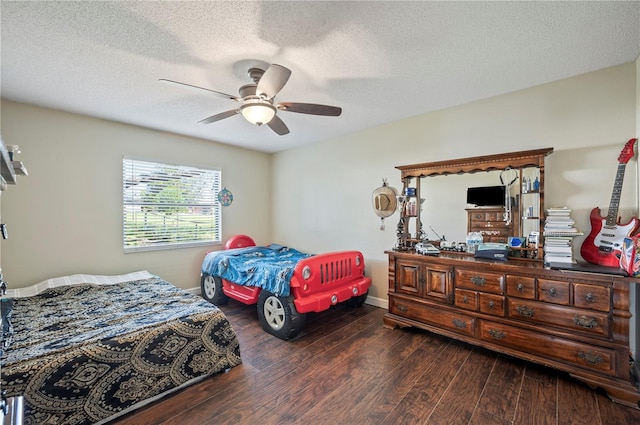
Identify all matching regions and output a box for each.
[200,235,371,340]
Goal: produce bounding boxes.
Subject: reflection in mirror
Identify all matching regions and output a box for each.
[410,170,520,243]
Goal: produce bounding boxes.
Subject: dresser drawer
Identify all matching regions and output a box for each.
[456,269,504,294]
[470,221,511,230]
[478,320,617,376]
[506,275,536,299]
[455,289,478,311]
[390,296,475,337]
[574,283,610,312]
[482,235,509,243]
[538,279,570,305]
[472,230,510,242]
[469,211,485,221]
[479,293,506,316]
[470,211,504,221]
[507,299,610,338]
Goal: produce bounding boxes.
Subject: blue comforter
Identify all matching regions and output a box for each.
[201,245,314,297]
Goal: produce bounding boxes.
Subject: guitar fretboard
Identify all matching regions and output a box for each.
[605,163,626,226]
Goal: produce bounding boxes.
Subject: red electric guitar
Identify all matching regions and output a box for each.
[580,138,639,267]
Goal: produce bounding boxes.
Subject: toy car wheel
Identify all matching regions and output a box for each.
[346,290,369,308]
[257,291,306,340]
[200,273,229,305]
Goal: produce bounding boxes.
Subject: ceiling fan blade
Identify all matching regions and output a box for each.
[277,102,342,116]
[256,64,291,99]
[159,79,240,101]
[267,115,290,135]
[198,109,239,124]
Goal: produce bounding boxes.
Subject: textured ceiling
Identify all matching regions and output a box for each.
[1,1,639,153]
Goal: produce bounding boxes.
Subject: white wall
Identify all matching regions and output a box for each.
[272,63,638,307]
[0,100,272,290]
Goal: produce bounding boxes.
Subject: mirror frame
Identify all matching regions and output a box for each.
[395,147,554,254]
[396,148,554,178]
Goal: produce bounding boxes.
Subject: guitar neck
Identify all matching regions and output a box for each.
[605,163,626,226]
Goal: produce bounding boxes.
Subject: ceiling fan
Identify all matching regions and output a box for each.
[160,64,342,135]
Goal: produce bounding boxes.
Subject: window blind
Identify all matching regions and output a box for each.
[123,158,221,252]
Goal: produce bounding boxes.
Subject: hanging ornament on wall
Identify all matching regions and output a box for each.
[371,178,398,230]
[218,187,234,206]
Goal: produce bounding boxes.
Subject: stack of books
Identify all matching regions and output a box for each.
[543,207,583,264]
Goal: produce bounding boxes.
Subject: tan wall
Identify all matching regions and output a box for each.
[272,63,638,307]
[0,100,272,289]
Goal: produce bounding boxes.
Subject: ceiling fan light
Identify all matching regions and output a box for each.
[240,103,276,126]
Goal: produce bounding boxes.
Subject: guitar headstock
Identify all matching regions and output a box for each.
[618,138,638,164]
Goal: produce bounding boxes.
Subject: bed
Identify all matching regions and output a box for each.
[0,271,242,425]
[201,235,371,340]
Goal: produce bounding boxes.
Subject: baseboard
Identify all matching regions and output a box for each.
[364,295,388,310]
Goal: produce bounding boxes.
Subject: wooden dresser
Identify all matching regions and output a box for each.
[384,251,640,408]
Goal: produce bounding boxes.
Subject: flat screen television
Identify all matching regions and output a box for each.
[466,185,506,207]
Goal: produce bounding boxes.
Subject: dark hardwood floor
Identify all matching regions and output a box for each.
[112,301,640,425]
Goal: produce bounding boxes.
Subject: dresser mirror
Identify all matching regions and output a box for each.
[395,148,553,257]
[414,171,509,240]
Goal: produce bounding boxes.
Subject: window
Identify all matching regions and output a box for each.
[123,158,221,252]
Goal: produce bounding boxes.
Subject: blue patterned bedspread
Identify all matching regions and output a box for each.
[201,245,314,297]
[1,277,242,425]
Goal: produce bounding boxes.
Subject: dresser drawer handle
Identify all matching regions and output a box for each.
[396,304,408,313]
[462,296,469,303]
[488,301,495,309]
[517,283,524,292]
[452,318,467,329]
[578,350,603,365]
[471,276,486,286]
[585,292,595,303]
[488,329,505,340]
[516,305,534,317]
[573,315,597,329]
